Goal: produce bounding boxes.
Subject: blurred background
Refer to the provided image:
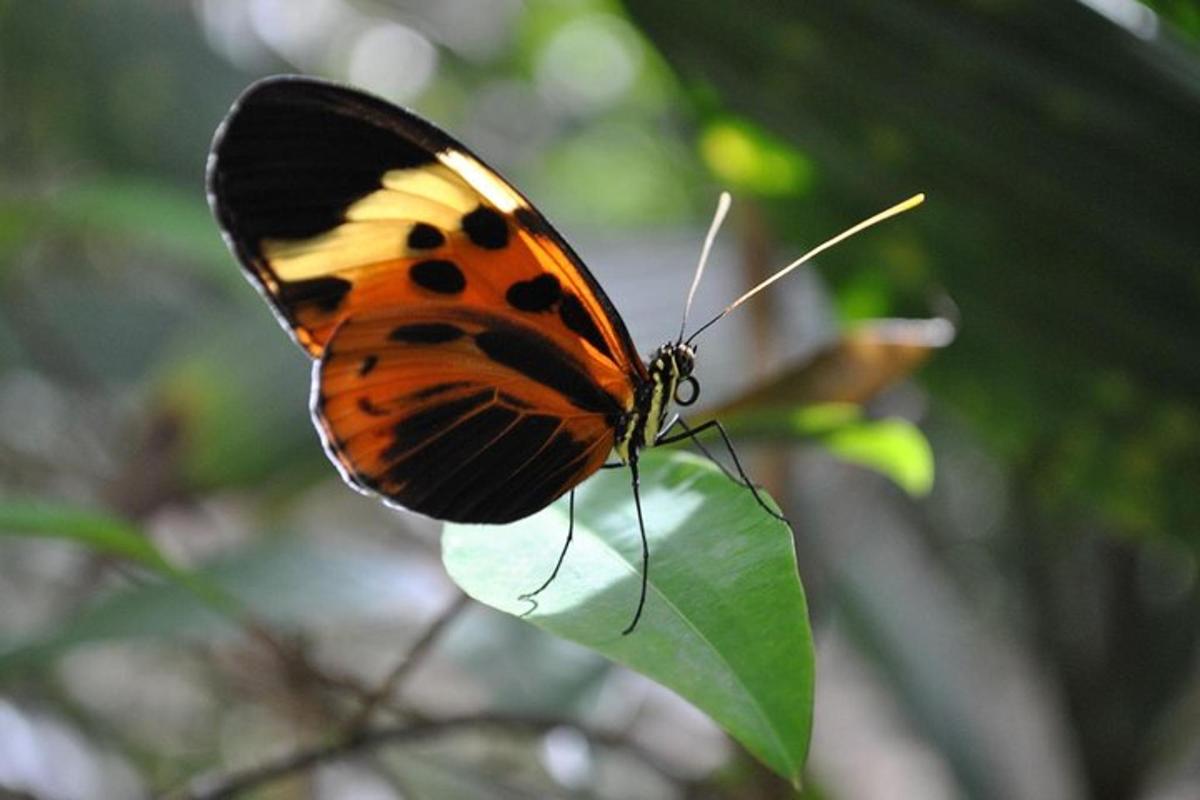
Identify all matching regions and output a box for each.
[2,0,1199,797]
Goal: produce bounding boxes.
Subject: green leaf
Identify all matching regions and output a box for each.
[725,403,935,496]
[0,502,172,571]
[0,501,242,628]
[442,449,813,784]
[699,116,815,196]
[45,177,229,272]
[820,416,934,496]
[0,537,434,674]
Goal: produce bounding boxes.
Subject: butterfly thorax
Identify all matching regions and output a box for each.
[614,342,696,464]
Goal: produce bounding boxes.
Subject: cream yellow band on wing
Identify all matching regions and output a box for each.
[261,163,478,281]
[437,149,523,213]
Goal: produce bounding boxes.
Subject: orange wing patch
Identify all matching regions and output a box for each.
[315,309,618,522]
[207,76,647,522]
[208,77,644,389]
[260,168,631,388]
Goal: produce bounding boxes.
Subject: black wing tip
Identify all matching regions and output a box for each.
[206,75,368,196]
[206,74,372,192]
[226,74,383,114]
[208,71,454,249]
[210,72,457,158]
[205,73,457,223]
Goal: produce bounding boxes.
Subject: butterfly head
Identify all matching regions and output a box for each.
[615,342,698,463]
[650,341,698,406]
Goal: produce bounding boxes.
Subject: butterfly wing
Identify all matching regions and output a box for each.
[317,309,619,523]
[207,76,644,521]
[206,76,643,373]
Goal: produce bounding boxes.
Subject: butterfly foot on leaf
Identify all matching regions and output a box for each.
[740,482,789,525]
[755,495,790,525]
[517,594,540,618]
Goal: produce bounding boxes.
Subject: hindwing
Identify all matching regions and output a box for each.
[317,309,619,522]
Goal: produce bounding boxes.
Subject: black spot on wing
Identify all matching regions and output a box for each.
[514,207,550,236]
[357,396,389,417]
[413,381,472,400]
[210,79,438,248]
[278,276,353,313]
[407,223,445,250]
[506,274,562,312]
[498,392,536,409]
[388,323,464,344]
[559,293,614,360]
[474,328,620,415]
[462,205,509,249]
[359,354,378,376]
[410,259,465,294]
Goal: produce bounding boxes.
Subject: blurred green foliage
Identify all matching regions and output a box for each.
[1143,0,1200,38]
[1,0,1199,797]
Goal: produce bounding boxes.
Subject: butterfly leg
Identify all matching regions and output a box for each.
[622,456,649,636]
[657,418,789,524]
[657,414,741,487]
[519,490,576,607]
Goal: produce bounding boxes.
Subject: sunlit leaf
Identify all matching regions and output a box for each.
[818,415,934,496]
[443,449,813,784]
[724,403,935,496]
[699,117,814,196]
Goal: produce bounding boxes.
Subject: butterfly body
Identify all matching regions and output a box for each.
[209,76,923,632]
[207,76,687,526]
[616,342,696,463]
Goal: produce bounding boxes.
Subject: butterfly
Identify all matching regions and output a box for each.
[206,75,923,633]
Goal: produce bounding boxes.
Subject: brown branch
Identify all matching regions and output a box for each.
[344,591,471,730]
[170,712,684,800]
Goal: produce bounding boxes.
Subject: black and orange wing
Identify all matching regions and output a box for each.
[316,309,621,522]
[207,76,644,522]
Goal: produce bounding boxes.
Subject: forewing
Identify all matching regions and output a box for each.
[207,75,646,400]
[316,308,621,523]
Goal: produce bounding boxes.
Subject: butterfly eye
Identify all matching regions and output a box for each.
[674,375,700,407]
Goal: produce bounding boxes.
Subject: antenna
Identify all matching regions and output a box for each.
[678,191,732,343]
[685,193,925,344]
